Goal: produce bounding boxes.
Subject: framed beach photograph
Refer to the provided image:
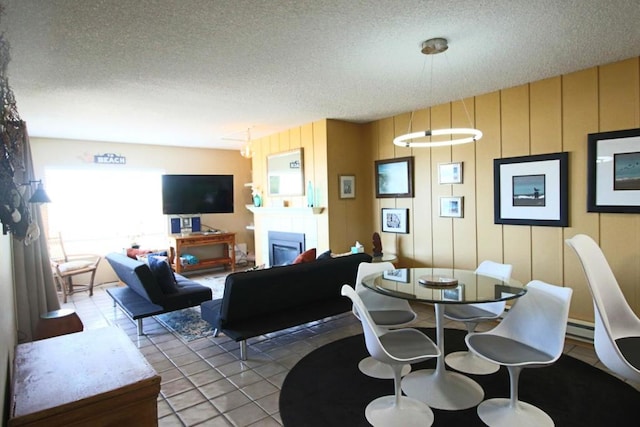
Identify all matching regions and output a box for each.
[587,127,640,213]
[383,269,409,283]
[494,152,568,226]
[375,156,414,198]
[439,196,464,218]
[381,208,409,233]
[439,162,463,184]
[338,175,356,199]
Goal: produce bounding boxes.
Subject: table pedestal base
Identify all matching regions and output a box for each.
[401,368,484,410]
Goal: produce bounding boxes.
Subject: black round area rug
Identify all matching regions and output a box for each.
[279,328,640,426]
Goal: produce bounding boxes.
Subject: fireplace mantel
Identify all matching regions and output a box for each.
[246,205,324,215]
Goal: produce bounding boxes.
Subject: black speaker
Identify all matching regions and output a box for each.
[170,217,181,234]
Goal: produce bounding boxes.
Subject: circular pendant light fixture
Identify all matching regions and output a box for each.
[394,38,482,148]
[393,128,483,148]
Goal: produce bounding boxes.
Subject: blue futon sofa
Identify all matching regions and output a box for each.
[105,252,212,335]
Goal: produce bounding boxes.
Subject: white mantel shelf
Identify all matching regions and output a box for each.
[246,205,324,215]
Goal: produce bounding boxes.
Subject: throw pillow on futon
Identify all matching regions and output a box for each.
[148,255,179,294]
[292,248,317,264]
[316,249,333,260]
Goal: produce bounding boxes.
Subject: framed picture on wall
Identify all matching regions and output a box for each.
[339,175,356,199]
[375,157,414,198]
[439,196,464,218]
[587,127,640,213]
[381,208,409,233]
[493,152,568,226]
[439,162,463,184]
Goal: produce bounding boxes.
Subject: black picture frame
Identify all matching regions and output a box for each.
[375,156,414,198]
[381,208,409,233]
[494,152,569,227]
[587,127,640,213]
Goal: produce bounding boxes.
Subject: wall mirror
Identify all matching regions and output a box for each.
[267,148,304,196]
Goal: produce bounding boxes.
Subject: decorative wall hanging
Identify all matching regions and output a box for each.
[439,196,464,218]
[94,153,126,164]
[494,152,569,227]
[381,208,409,233]
[267,148,304,196]
[0,8,38,241]
[339,175,355,199]
[439,162,463,184]
[375,156,414,198]
[587,127,640,213]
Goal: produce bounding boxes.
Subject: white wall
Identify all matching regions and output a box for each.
[30,137,254,283]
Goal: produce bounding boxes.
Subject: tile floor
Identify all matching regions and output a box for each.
[59,277,630,427]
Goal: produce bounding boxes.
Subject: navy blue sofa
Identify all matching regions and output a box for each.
[105,252,212,335]
[200,252,371,360]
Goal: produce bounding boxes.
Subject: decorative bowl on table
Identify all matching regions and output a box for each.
[418,275,459,288]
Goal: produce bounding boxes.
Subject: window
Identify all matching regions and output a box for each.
[44,168,167,254]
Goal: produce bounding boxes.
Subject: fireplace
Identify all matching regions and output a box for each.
[268,231,305,266]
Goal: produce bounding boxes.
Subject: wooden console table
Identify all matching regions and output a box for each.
[9,326,160,426]
[169,232,236,273]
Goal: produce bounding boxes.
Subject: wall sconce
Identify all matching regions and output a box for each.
[22,180,51,204]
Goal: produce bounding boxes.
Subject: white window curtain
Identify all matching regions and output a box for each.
[44,168,167,253]
[13,126,59,342]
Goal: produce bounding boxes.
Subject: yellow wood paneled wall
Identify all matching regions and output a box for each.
[366,57,640,323]
[326,120,374,253]
[251,56,639,323]
[251,120,374,261]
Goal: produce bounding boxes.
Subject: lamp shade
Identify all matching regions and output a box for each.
[28,182,51,203]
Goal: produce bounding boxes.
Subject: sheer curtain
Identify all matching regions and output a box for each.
[13,126,59,343]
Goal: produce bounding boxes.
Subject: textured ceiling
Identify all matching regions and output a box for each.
[2,0,640,151]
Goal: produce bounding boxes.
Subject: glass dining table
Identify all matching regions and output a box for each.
[361,267,526,411]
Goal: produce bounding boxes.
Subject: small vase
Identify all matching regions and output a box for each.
[253,194,262,207]
[307,181,314,207]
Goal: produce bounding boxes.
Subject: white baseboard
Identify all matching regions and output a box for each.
[566,318,594,342]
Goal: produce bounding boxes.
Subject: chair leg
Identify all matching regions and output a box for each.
[59,277,69,304]
[445,321,500,375]
[53,275,68,304]
[393,363,402,408]
[477,366,554,427]
[88,270,97,297]
[240,340,247,360]
[508,365,521,408]
[358,356,411,379]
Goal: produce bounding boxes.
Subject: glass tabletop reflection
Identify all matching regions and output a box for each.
[361,267,525,305]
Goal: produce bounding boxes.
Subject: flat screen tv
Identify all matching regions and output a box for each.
[162,174,234,215]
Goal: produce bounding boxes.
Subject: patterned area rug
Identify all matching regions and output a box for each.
[191,275,226,299]
[153,274,225,341]
[155,307,216,341]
